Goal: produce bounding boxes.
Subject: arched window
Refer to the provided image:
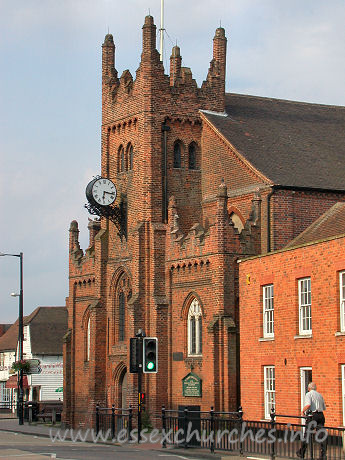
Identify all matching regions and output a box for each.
[229,212,244,233]
[188,298,202,356]
[127,144,133,170]
[118,145,125,172]
[121,148,125,172]
[173,142,182,168]
[119,291,125,341]
[188,142,197,170]
[86,316,90,362]
[115,272,132,343]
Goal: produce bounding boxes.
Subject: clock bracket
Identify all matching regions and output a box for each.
[85,199,127,240]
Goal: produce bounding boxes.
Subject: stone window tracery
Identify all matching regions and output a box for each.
[187,298,202,356]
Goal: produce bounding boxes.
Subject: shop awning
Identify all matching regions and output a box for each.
[5,375,29,389]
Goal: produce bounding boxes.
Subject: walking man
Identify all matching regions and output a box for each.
[297,382,326,459]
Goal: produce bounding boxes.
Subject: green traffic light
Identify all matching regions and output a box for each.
[147,362,154,370]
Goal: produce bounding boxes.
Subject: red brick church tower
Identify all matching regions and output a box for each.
[63,15,345,428]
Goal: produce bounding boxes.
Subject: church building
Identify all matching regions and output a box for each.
[63,15,345,428]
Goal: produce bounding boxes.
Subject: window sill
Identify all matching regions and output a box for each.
[335,331,345,337]
[259,337,274,342]
[294,334,313,340]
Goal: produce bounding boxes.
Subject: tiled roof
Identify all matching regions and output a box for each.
[0,321,18,351]
[29,307,67,355]
[0,306,67,355]
[203,93,345,190]
[285,202,345,248]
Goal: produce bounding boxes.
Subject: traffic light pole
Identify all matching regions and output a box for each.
[135,329,145,443]
[138,359,142,443]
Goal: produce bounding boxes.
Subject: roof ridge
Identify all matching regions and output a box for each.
[225,92,345,110]
[285,202,345,248]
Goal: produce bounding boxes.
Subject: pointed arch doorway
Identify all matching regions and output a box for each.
[118,368,127,409]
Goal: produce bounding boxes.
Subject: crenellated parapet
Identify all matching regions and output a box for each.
[167,181,246,262]
[102,16,228,125]
[239,191,262,255]
[167,181,262,264]
[68,219,101,277]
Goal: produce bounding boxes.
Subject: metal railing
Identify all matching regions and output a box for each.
[161,406,242,452]
[95,405,133,440]
[94,405,345,459]
[161,407,345,460]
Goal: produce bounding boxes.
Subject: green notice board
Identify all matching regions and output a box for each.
[182,372,202,397]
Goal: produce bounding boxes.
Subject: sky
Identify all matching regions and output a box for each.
[0,0,345,323]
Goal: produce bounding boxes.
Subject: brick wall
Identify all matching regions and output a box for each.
[64,14,345,429]
[239,235,345,426]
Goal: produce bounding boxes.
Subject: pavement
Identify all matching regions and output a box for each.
[0,418,267,460]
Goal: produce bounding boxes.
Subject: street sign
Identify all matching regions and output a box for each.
[25,359,41,375]
[26,359,40,367]
[26,366,41,375]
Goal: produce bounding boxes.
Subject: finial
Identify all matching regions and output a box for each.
[69,220,79,232]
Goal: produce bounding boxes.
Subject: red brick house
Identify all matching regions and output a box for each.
[63,15,345,428]
[239,203,345,427]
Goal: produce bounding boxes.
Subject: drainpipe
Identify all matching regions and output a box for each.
[162,123,170,223]
[267,186,276,252]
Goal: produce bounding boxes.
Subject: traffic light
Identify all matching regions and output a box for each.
[143,337,158,373]
[129,337,140,373]
[138,392,145,412]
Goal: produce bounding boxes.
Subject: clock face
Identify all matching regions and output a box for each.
[91,178,117,206]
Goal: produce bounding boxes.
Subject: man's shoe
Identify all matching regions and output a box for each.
[296,451,304,458]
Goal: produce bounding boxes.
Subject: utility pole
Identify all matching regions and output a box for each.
[0,252,24,425]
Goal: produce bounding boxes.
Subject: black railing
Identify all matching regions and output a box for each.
[162,407,345,460]
[95,405,133,440]
[94,405,345,459]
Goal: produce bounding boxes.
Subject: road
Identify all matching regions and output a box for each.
[0,430,212,459]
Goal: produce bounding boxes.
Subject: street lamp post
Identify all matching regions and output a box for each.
[0,252,24,425]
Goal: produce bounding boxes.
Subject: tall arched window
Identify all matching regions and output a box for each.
[188,298,202,356]
[173,142,182,168]
[121,148,125,172]
[127,144,133,170]
[188,142,197,170]
[115,272,132,343]
[118,145,125,172]
[119,291,125,341]
[86,316,90,362]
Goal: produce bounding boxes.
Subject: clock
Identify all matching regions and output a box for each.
[86,177,117,206]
